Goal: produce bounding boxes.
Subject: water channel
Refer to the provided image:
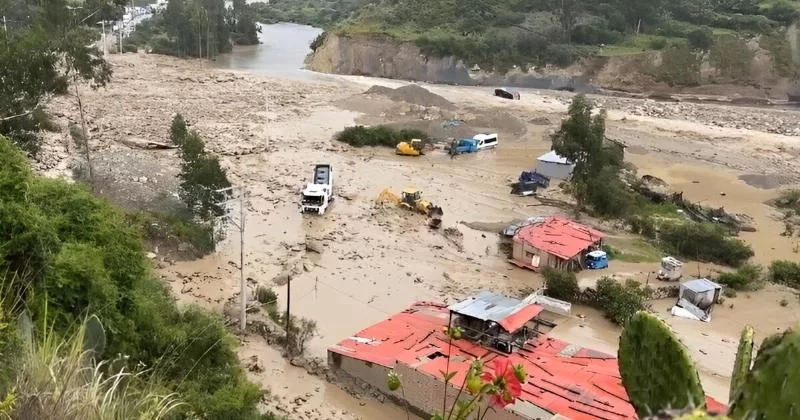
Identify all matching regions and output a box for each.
[212,22,324,80]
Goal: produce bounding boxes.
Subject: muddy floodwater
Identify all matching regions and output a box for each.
[213,22,324,80]
[55,33,800,418]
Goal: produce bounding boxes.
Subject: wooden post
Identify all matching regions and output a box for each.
[285,275,291,351]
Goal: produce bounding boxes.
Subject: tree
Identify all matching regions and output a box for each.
[542,267,580,301]
[176,129,231,220]
[687,27,713,51]
[617,0,666,34]
[550,94,624,213]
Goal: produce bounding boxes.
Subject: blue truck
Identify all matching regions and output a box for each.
[449,138,479,155]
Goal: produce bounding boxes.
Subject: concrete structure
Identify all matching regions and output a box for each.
[535,151,574,180]
[328,298,727,420]
[510,216,604,271]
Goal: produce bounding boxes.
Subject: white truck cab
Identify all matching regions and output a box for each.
[301,164,334,215]
[473,133,498,150]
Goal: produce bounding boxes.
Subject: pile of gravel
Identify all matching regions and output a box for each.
[364,84,455,110]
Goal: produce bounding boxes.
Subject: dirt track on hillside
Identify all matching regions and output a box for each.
[40,53,800,419]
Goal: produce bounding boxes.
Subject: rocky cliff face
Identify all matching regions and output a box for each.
[307,32,799,99]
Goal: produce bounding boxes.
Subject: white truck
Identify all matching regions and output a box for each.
[301,164,334,215]
[473,133,498,150]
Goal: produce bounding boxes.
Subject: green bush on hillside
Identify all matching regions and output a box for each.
[658,221,753,267]
[335,125,430,147]
[716,264,764,291]
[593,278,650,325]
[0,135,264,418]
[687,27,713,51]
[542,267,580,301]
[768,260,800,289]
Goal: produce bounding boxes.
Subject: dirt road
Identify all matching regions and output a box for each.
[41,54,800,419]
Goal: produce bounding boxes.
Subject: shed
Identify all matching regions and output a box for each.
[511,216,604,271]
[535,150,574,180]
[673,278,722,322]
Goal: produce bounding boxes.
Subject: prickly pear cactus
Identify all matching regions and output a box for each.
[618,311,706,417]
[756,331,783,357]
[729,325,754,404]
[84,314,106,358]
[729,325,800,420]
[674,410,732,419]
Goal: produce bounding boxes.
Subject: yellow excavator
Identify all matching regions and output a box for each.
[395,139,425,156]
[376,187,444,229]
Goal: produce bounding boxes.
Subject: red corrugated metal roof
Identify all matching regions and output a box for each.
[498,303,544,333]
[513,216,605,260]
[329,302,727,420]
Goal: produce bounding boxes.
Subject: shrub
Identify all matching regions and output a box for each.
[542,267,580,301]
[768,260,800,289]
[648,37,668,50]
[716,264,764,291]
[593,278,649,325]
[658,222,753,267]
[765,1,800,25]
[571,25,622,45]
[335,125,430,148]
[256,285,277,304]
[122,44,138,53]
[774,189,800,212]
[687,27,714,51]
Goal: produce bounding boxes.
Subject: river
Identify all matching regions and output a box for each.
[212,22,324,80]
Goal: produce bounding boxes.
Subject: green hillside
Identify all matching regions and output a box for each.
[254,0,799,72]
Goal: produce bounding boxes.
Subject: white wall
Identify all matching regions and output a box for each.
[535,161,573,180]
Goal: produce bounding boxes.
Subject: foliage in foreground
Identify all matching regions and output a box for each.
[387,327,527,420]
[335,125,430,148]
[618,313,800,418]
[1,316,181,420]
[618,312,706,417]
[0,135,263,418]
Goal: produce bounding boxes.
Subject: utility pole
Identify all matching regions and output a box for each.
[3,16,7,33]
[285,275,291,351]
[215,186,248,333]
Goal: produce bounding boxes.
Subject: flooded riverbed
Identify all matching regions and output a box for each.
[212,22,324,80]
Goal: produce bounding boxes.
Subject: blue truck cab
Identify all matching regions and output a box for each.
[585,250,609,269]
[453,138,479,154]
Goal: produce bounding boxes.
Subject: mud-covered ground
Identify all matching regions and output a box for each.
[39,54,800,419]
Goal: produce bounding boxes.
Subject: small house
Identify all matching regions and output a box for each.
[511,216,604,271]
[535,150,574,180]
[672,278,722,322]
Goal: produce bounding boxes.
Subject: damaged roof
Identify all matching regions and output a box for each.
[329,302,727,420]
[513,216,605,260]
[447,291,543,333]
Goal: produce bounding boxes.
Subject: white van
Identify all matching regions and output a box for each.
[473,133,498,150]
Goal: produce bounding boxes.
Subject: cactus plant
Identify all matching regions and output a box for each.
[618,311,706,417]
[84,314,106,359]
[729,325,754,404]
[728,325,800,420]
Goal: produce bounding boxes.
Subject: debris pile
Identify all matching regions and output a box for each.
[364,84,455,110]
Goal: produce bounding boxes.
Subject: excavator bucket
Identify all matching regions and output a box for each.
[427,205,443,229]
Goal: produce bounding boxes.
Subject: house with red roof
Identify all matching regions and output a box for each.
[511,216,604,271]
[328,293,726,420]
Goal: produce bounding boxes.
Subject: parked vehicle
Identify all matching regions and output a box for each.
[448,138,479,155]
[473,133,498,150]
[396,139,425,156]
[301,164,334,215]
[519,171,551,189]
[585,250,609,269]
[494,88,520,100]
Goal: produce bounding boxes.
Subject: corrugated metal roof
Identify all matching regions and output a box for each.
[682,278,722,293]
[537,150,571,165]
[329,301,728,420]
[513,216,604,260]
[447,291,543,333]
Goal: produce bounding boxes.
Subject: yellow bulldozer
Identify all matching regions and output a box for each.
[395,139,425,156]
[376,187,444,229]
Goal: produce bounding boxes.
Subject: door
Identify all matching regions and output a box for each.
[531,255,540,268]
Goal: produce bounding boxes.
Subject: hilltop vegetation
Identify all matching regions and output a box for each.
[0,134,271,418]
[255,0,799,74]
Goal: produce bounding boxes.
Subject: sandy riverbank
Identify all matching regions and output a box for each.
[40,53,800,419]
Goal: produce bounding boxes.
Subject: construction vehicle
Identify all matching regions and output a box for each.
[376,187,444,229]
[448,138,479,156]
[396,139,425,156]
[300,164,334,215]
